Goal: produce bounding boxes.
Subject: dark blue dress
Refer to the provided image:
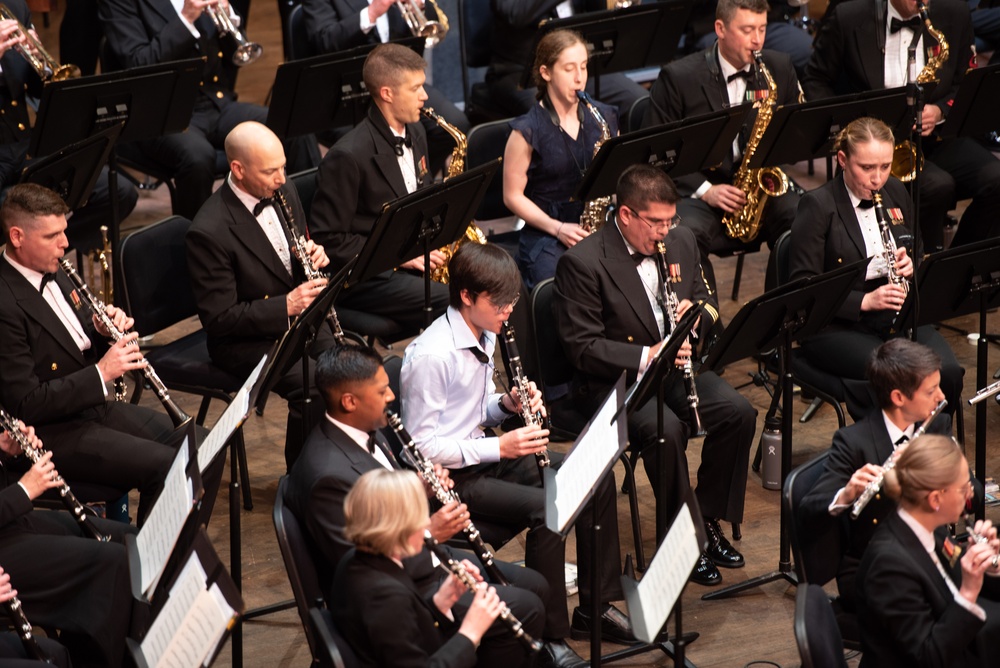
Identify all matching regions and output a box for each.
[509,100,619,291]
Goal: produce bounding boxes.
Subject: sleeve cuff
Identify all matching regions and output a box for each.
[636,346,651,380]
[828,488,851,515]
[359,7,375,33]
[953,594,986,621]
[95,365,109,398]
[692,181,712,199]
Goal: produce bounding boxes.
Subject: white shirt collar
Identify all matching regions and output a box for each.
[326,413,371,452]
[897,506,936,553]
[446,305,493,355]
[882,410,915,447]
[3,251,46,291]
[228,173,264,217]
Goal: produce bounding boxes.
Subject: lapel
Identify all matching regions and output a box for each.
[867,413,896,466]
[1,261,88,363]
[321,419,386,478]
[220,182,296,287]
[146,0,185,35]
[598,223,660,342]
[366,105,413,200]
[856,3,886,90]
[832,176,869,260]
[701,46,729,113]
[888,513,955,603]
[355,551,433,609]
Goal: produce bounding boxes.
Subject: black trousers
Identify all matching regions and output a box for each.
[0,632,72,667]
[926,136,1000,249]
[450,452,623,639]
[338,269,449,335]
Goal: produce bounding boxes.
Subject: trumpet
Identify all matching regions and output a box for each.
[59,259,192,428]
[0,4,80,82]
[423,532,543,653]
[0,409,110,542]
[396,0,449,48]
[206,4,263,66]
[851,399,946,519]
[385,411,509,586]
[654,241,707,439]
[499,322,550,478]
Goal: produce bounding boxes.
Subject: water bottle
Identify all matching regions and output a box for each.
[760,416,782,490]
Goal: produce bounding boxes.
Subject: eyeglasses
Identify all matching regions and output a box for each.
[472,292,519,314]
[939,478,974,496]
[621,205,681,231]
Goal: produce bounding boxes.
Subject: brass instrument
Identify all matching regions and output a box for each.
[890,1,948,182]
[577,91,613,233]
[654,241,707,439]
[206,4,263,66]
[499,322,550,478]
[0,4,79,82]
[396,0,449,48]
[851,398,946,519]
[423,107,486,284]
[3,588,50,663]
[0,409,111,542]
[722,51,789,243]
[872,190,909,329]
[423,531,544,653]
[385,411,510,585]
[59,258,192,428]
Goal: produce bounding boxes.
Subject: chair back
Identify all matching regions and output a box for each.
[458,0,494,103]
[466,119,514,221]
[118,216,198,335]
[289,167,320,221]
[625,95,651,134]
[274,476,358,667]
[382,354,403,420]
[784,451,845,586]
[774,229,793,287]
[285,3,310,60]
[794,583,849,668]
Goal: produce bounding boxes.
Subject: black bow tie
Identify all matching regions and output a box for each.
[39,272,56,292]
[890,16,922,33]
[632,252,651,266]
[858,199,875,209]
[727,68,753,83]
[253,197,272,217]
[894,434,910,447]
[366,432,378,455]
[392,134,412,157]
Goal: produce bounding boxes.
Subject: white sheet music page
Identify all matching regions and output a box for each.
[136,442,194,597]
[631,502,700,643]
[140,555,236,668]
[198,354,267,473]
[552,387,621,533]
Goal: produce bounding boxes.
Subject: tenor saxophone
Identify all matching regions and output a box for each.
[423,107,486,284]
[721,51,789,243]
[577,91,613,233]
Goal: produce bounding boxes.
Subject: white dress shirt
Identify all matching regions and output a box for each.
[228,175,293,275]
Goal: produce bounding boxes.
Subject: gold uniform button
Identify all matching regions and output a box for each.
[875,493,881,500]
[51,362,58,371]
[264,295,269,299]
[837,258,843,264]
[872,518,878,525]
[10,100,16,107]
[213,75,219,82]
[17,123,25,131]
[217,51,224,58]
[627,335,634,342]
[199,81,204,87]
[216,91,224,99]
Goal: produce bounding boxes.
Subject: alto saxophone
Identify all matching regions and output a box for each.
[423,107,486,284]
[577,91,613,233]
[916,1,949,84]
[722,51,789,243]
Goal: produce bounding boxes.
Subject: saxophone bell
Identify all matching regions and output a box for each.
[577,91,614,234]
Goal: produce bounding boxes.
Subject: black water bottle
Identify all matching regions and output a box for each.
[760,416,782,490]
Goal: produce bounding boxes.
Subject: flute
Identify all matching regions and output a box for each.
[499,321,550,476]
[964,511,1000,569]
[968,378,1000,405]
[423,532,543,653]
[0,410,110,542]
[851,399,947,519]
[385,411,509,586]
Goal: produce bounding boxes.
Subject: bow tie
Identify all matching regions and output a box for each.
[366,432,377,455]
[894,434,910,447]
[392,134,412,157]
[39,272,56,292]
[890,16,922,33]
[253,197,272,217]
[726,68,753,83]
[632,252,651,266]
[857,199,875,209]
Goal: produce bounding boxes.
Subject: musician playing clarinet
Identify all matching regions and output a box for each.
[554,164,756,587]
[788,116,962,421]
[283,345,548,667]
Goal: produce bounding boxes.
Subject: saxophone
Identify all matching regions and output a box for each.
[916,1,949,84]
[423,107,487,284]
[577,91,613,233]
[722,51,789,244]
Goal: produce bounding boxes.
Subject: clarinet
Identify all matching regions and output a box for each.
[4,592,51,663]
[498,322,550,476]
[423,532,543,653]
[851,398,946,519]
[654,241,707,438]
[271,191,347,345]
[385,411,510,586]
[0,410,110,542]
[58,259,191,428]
[872,190,909,328]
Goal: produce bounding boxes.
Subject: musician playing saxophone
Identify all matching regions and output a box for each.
[642,0,802,294]
[503,29,619,291]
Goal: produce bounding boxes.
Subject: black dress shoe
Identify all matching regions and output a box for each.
[538,640,589,667]
[690,552,721,586]
[570,603,637,645]
[704,518,745,568]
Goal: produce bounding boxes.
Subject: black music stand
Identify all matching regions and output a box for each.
[345,160,500,327]
[19,123,122,210]
[699,261,865,601]
[894,237,1000,515]
[939,63,1000,140]
[575,105,750,203]
[266,37,424,138]
[28,59,203,300]
[520,0,694,100]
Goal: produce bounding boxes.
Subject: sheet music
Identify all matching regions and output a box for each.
[136,443,194,596]
[551,388,621,533]
[198,355,267,473]
[629,502,700,643]
[140,556,236,668]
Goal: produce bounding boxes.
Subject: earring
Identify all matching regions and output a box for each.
[933,506,940,512]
